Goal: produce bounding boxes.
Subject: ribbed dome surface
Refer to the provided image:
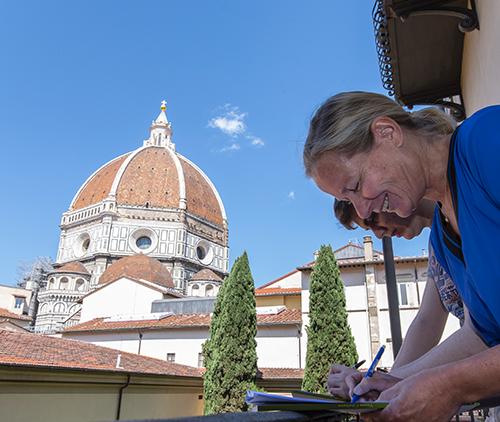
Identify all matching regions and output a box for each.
[98,254,174,288]
[71,146,224,226]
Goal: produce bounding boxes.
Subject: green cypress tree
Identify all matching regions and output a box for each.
[203,252,258,414]
[302,244,358,393]
[202,277,227,414]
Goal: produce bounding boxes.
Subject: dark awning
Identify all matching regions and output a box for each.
[373,0,479,120]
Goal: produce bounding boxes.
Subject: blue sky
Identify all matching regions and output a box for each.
[0,1,429,286]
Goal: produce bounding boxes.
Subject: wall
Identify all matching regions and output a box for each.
[80,278,163,322]
[256,295,301,310]
[256,326,301,368]
[462,0,500,115]
[262,270,302,289]
[0,285,31,315]
[65,324,303,369]
[0,368,203,422]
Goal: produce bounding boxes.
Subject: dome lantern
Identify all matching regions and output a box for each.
[144,100,174,150]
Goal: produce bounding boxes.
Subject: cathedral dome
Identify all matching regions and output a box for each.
[69,102,226,227]
[52,261,90,275]
[98,254,174,288]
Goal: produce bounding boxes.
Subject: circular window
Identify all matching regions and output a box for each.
[196,246,206,260]
[129,228,158,254]
[73,233,91,258]
[136,236,152,250]
[195,240,214,265]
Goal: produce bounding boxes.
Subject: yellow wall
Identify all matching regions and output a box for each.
[0,368,203,422]
[256,294,301,310]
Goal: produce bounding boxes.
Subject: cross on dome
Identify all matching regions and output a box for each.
[161,100,167,111]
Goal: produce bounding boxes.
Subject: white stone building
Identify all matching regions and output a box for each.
[63,235,461,370]
[35,102,229,333]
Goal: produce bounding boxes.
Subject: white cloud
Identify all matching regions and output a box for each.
[247,135,265,147]
[208,105,247,137]
[288,191,295,200]
[220,143,241,152]
[209,104,265,152]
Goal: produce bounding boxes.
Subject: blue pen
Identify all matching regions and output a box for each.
[351,345,386,404]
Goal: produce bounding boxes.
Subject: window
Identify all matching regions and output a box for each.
[198,353,204,368]
[59,277,69,290]
[166,353,176,363]
[53,302,66,313]
[196,246,206,260]
[205,284,214,297]
[398,282,418,307]
[191,284,200,296]
[75,279,85,292]
[136,236,152,250]
[14,297,25,309]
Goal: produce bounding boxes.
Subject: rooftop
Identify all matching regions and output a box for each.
[64,308,302,333]
[0,329,201,377]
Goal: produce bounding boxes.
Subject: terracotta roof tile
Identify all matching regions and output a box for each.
[0,329,201,377]
[179,156,223,226]
[190,269,223,282]
[255,287,301,297]
[64,309,301,333]
[116,147,180,209]
[98,254,174,288]
[258,367,304,380]
[0,308,31,321]
[53,261,89,275]
[73,154,130,210]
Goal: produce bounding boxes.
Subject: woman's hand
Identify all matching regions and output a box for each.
[361,369,460,422]
[326,364,359,399]
[346,370,401,402]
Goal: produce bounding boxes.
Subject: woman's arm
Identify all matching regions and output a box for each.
[392,276,448,369]
[390,307,488,378]
[355,345,500,422]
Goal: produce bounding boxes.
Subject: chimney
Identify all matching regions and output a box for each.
[363,235,373,261]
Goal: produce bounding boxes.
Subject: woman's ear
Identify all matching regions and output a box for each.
[370,117,403,147]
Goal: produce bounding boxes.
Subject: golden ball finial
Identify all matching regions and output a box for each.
[160,100,167,111]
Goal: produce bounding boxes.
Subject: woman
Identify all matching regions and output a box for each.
[304,92,500,421]
[328,200,486,400]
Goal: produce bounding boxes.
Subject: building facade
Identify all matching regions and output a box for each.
[63,236,462,370]
[35,102,229,333]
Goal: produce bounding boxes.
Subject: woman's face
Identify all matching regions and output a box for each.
[354,211,429,240]
[312,121,425,219]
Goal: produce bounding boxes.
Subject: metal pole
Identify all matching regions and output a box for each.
[382,236,402,358]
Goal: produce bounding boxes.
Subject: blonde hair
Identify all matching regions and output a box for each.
[303,92,456,177]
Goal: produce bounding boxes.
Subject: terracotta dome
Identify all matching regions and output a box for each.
[52,261,90,275]
[190,269,223,282]
[98,254,174,288]
[69,106,226,227]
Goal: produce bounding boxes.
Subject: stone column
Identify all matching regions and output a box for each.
[364,236,380,360]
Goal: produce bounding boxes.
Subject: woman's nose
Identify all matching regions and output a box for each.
[352,199,372,220]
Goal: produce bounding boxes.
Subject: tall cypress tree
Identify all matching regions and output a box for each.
[302,244,358,393]
[203,252,258,414]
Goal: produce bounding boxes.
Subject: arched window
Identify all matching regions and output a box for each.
[75,279,85,292]
[205,284,214,297]
[39,303,49,314]
[191,284,200,296]
[48,278,55,289]
[53,302,66,313]
[59,277,69,290]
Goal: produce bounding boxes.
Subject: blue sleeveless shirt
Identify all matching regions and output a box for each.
[430,105,500,346]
